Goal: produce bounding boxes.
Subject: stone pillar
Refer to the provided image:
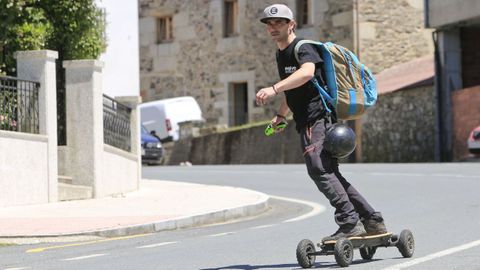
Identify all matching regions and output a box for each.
[63,60,104,197]
[116,95,142,189]
[15,50,59,202]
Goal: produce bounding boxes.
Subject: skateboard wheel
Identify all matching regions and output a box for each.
[296,239,316,268]
[359,246,377,260]
[334,238,353,267]
[397,229,415,258]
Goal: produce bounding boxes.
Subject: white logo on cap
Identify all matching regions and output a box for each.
[269,7,278,15]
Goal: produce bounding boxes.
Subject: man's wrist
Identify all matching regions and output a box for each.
[276,113,286,120]
[272,85,279,95]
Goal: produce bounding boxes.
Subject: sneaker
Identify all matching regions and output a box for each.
[362,213,387,235]
[322,220,367,242]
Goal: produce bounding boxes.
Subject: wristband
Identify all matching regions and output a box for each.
[272,85,278,95]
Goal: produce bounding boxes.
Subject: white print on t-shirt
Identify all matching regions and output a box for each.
[285,66,297,74]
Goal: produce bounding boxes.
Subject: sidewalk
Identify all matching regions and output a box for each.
[0,180,270,238]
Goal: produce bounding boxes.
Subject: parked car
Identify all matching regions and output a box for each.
[141,125,163,165]
[139,96,203,142]
[468,125,480,155]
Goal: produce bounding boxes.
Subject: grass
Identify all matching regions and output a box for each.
[221,120,270,133]
[221,116,294,133]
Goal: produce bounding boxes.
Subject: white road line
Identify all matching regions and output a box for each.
[4,268,30,270]
[136,241,178,249]
[270,195,326,223]
[208,232,235,237]
[431,173,480,179]
[370,172,426,177]
[369,172,480,179]
[382,239,480,270]
[61,253,107,261]
[250,224,277,230]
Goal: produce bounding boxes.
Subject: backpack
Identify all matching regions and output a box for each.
[294,40,377,120]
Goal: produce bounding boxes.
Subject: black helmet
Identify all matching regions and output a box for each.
[324,123,356,158]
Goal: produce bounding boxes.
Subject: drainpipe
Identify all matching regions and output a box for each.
[424,0,429,28]
[352,0,363,163]
[432,31,443,162]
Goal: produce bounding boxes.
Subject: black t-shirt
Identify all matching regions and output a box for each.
[276,37,326,131]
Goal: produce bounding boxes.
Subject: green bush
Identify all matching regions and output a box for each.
[0,0,106,75]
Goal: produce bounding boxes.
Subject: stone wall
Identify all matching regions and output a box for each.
[161,84,437,164]
[164,122,304,165]
[361,85,436,162]
[0,132,49,206]
[358,0,434,73]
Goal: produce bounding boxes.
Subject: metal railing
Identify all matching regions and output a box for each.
[0,76,40,134]
[103,94,131,152]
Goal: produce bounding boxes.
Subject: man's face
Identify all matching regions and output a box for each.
[265,18,292,42]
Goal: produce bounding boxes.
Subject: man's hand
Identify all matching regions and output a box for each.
[271,115,287,134]
[256,86,276,106]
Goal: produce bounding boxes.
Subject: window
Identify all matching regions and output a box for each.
[156,16,173,43]
[296,0,311,28]
[229,82,248,126]
[224,0,238,37]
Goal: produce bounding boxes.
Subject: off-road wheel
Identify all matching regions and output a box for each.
[397,229,415,258]
[334,238,353,267]
[360,246,377,260]
[296,239,316,268]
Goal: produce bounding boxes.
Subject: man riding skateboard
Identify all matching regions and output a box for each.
[255,3,387,242]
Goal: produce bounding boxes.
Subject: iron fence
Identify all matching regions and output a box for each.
[103,94,132,152]
[57,87,67,145]
[0,76,39,134]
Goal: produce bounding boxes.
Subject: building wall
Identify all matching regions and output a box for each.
[451,86,480,160]
[358,0,434,73]
[426,0,480,28]
[361,85,436,162]
[139,0,353,126]
[96,0,140,97]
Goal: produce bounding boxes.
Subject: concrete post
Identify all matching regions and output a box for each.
[63,60,104,198]
[15,50,59,202]
[116,96,142,190]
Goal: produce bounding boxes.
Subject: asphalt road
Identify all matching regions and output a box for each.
[1,163,480,270]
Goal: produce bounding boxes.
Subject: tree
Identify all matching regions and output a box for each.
[0,0,106,75]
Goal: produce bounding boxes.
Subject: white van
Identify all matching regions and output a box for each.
[139,96,203,141]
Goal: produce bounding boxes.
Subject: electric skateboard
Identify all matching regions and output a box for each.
[296,230,415,268]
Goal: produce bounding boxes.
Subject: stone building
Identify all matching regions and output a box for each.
[139,0,433,128]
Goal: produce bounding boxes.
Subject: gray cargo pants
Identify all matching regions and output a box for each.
[301,118,376,227]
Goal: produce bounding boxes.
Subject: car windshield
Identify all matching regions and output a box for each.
[141,125,150,134]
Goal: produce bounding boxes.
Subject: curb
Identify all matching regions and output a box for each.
[3,189,270,238]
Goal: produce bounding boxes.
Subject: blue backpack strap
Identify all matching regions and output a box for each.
[294,40,333,113]
[311,77,332,114]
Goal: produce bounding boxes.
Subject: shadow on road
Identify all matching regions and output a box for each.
[199,258,385,269]
[199,263,299,270]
